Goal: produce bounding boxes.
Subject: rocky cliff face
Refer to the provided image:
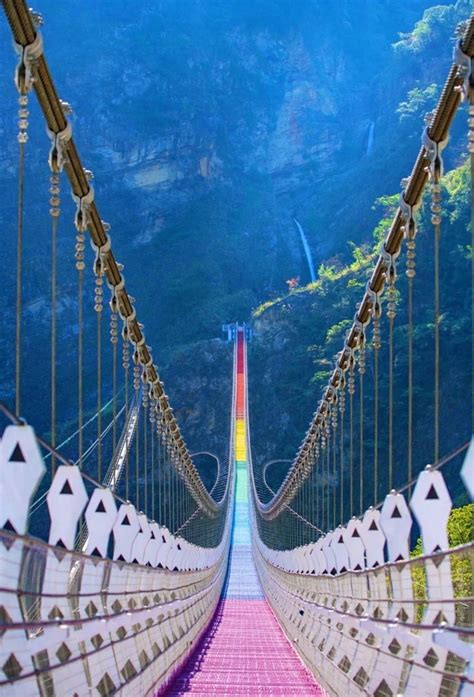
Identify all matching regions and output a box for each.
[160,339,233,468]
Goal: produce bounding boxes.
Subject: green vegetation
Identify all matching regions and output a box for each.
[397,83,438,122]
[411,504,473,624]
[250,160,471,516]
[393,2,470,54]
[253,239,376,317]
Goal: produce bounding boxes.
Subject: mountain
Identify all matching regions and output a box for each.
[248,162,471,504]
[0,1,470,487]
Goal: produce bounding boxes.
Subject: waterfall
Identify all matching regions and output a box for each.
[293,218,316,283]
[366,121,375,156]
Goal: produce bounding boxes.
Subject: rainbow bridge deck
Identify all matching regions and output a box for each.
[165,330,322,695]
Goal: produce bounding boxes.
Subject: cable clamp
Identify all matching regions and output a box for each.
[46,121,72,173]
[134,334,146,349]
[107,266,125,297]
[333,365,343,384]
[353,319,365,351]
[14,32,43,94]
[341,336,351,362]
[151,373,163,390]
[142,352,154,373]
[399,186,421,241]
[126,307,137,328]
[337,346,351,373]
[422,124,449,182]
[381,244,399,286]
[118,302,135,326]
[326,386,337,405]
[72,186,95,232]
[90,233,111,276]
[114,276,125,292]
[453,37,472,102]
[130,332,145,364]
[318,398,330,419]
[366,282,382,320]
[109,276,125,317]
[92,232,111,257]
[353,310,370,344]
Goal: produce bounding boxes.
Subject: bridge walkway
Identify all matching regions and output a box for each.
[164,331,323,695]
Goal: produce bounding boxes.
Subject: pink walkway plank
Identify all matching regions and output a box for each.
[164,597,324,695]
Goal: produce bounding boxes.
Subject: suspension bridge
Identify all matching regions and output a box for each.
[0,2,473,695]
